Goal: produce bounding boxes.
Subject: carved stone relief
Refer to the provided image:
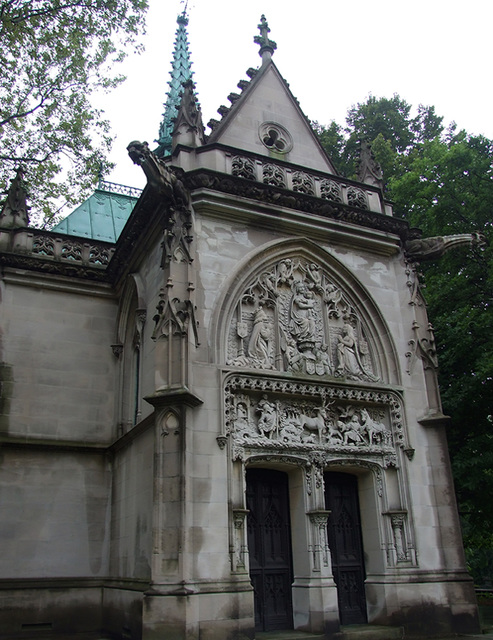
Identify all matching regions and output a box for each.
[320,179,343,203]
[223,375,407,467]
[262,163,286,188]
[384,510,412,564]
[226,257,378,382]
[292,171,315,195]
[232,156,256,181]
[347,186,369,210]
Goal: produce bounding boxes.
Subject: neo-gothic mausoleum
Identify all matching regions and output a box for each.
[0,13,481,640]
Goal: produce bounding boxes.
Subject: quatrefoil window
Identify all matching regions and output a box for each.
[259,122,293,154]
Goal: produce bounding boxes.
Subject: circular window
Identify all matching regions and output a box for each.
[259,122,293,154]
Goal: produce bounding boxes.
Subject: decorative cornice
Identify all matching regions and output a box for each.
[184,169,411,242]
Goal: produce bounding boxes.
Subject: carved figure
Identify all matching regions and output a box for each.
[307,263,322,288]
[325,421,344,443]
[247,306,273,368]
[323,282,346,318]
[298,406,327,444]
[234,402,259,440]
[289,281,316,348]
[256,395,277,439]
[278,259,293,284]
[360,408,391,446]
[314,344,332,376]
[341,413,366,446]
[127,140,190,207]
[336,324,366,378]
[283,336,303,373]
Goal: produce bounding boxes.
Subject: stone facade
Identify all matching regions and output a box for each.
[0,28,480,640]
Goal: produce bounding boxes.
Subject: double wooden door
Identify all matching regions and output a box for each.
[246,468,293,631]
[324,472,368,625]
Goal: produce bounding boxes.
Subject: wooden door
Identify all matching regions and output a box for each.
[246,468,293,631]
[324,472,367,625]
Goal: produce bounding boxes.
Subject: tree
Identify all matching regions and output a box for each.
[316,99,493,581]
[390,132,493,563]
[0,0,148,225]
[316,94,444,183]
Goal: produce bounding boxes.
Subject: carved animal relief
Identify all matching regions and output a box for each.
[223,375,408,467]
[226,257,378,382]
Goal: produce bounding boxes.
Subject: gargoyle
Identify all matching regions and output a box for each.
[127,140,189,208]
[405,232,485,261]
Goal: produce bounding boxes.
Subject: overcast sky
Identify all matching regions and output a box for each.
[98,0,492,189]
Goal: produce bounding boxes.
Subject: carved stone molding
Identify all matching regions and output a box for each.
[184,169,411,240]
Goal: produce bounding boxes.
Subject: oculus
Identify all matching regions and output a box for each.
[259,121,293,153]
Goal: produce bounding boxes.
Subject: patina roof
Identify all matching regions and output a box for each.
[52,180,141,243]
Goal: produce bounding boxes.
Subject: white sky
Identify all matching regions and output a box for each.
[98,0,492,189]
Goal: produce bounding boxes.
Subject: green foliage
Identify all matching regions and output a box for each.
[391,132,493,562]
[316,96,493,570]
[0,0,148,225]
[312,120,348,175]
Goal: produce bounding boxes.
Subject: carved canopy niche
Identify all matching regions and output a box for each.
[216,240,398,386]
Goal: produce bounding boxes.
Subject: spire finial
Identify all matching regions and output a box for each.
[155,9,196,157]
[178,0,189,25]
[0,166,30,229]
[254,15,277,63]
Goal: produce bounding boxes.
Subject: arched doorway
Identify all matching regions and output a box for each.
[324,471,367,625]
[246,468,294,631]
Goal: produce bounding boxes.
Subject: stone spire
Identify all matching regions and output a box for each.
[0,166,30,228]
[171,79,205,150]
[254,14,277,64]
[357,140,384,191]
[155,10,195,157]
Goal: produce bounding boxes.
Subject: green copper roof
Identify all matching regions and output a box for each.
[155,11,195,157]
[52,181,141,243]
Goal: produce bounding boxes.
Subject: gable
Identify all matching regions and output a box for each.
[209,62,337,174]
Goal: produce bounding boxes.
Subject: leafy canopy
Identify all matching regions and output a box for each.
[0,0,148,225]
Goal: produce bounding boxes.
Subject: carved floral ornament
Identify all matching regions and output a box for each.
[226,256,379,382]
[222,373,410,468]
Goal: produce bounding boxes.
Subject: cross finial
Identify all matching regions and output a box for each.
[178,0,189,24]
[254,14,277,62]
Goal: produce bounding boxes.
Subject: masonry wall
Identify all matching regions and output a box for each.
[0,273,117,443]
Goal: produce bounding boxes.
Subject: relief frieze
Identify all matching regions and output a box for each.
[223,374,407,466]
